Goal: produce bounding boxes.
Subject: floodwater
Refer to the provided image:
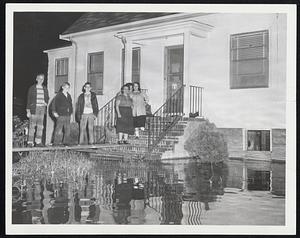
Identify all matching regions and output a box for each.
[12,155,285,225]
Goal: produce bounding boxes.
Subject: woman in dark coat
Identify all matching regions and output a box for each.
[115,85,134,144]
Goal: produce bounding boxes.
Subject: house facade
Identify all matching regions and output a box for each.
[44,12,287,162]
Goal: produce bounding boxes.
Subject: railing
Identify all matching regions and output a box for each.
[147,85,185,152]
[189,85,203,117]
[95,96,116,143]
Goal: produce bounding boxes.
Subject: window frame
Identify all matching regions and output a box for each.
[230,30,269,89]
[87,51,104,95]
[246,129,271,152]
[121,47,141,84]
[55,57,69,93]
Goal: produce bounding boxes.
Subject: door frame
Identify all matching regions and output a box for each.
[164,44,184,101]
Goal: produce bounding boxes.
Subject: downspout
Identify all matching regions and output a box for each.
[69,37,77,123]
[114,34,126,86]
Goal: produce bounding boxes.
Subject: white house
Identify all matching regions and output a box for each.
[44,12,287,161]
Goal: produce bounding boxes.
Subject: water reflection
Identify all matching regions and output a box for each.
[12,153,285,225]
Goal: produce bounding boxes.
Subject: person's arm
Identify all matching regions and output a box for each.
[26,86,32,117]
[143,92,149,104]
[116,98,121,118]
[52,95,59,118]
[44,87,49,105]
[69,95,73,115]
[93,93,99,117]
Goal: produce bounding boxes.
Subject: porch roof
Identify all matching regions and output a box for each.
[62,12,176,35]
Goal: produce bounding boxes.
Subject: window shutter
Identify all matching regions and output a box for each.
[230,30,269,89]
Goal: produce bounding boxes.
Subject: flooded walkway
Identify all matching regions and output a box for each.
[12,151,285,225]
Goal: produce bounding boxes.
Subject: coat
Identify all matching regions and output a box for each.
[26,84,49,114]
[52,91,73,116]
[75,92,99,122]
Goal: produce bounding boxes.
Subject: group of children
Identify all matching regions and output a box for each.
[26,73,149,147]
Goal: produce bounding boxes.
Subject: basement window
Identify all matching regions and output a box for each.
[247,130,270,151]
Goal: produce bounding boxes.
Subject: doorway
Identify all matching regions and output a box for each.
[164,45,184,114]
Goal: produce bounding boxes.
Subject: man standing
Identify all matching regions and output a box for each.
[52,82,73,146]
[75,82,99,145]
[26,73,49,147]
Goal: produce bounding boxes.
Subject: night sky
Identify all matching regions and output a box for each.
[13,12,83,117]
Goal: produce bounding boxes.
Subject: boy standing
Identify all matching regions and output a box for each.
[52,82,73,146]
[75,82,99,145]
[26,74,49,147]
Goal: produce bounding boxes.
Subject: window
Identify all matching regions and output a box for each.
[55,58,68,93]
[132,48,141,83]
[247,130,270,151]
[88,52,104,95]
[121,47,141,84]
[230,30,269,89]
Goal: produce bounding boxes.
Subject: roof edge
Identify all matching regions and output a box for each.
[43,46,73,53]
[60,12,212,40]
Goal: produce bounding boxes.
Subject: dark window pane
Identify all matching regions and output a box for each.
[132,48,140,71]
[55,75,68,93]
[247,130,270,151]
[88,73,103,95]
[88,52,104,94]
[89,53,103,73]
[56,58,68,76]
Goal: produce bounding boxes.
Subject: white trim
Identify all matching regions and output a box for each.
[43,46,72,53]
[116,20,213,41]
[60,13,213,40]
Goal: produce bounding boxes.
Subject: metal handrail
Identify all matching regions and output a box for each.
[189,85,203,117]
[147,85,185,153]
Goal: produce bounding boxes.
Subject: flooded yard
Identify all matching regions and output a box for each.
[12,151,285,225]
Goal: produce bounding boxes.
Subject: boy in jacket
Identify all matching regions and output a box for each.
[26,74,49,147]
[52,82,73,146]
[75,82,99,145]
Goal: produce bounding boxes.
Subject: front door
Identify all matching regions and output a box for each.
[165,45,184,114]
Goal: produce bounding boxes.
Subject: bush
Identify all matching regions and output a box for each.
[13,116,29,147]
[184,119,229,163]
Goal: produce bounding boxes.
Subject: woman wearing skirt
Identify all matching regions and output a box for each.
[115,85,134,144]
[131,82,148,138]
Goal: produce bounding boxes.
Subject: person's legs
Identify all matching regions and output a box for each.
[123,133,128,143]
[79,114,88,145]
[53,117,64,145]
[35,106,45,145]
[28,114,37,146]
[118,132,123,143]
[63,116,71,145]
[134,128,139,138]
[87,114,95,144]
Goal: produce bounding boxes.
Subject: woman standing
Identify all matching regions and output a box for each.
[131,82,148,138]
[115,85,134,144]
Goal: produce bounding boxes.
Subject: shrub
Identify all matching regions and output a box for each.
[13,116,29,147]
[184,119,229,163]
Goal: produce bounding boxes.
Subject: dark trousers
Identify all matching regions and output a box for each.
[53,116,71,145]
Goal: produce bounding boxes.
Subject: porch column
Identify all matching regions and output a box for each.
[124,39,132,84]
[183,31,191,116]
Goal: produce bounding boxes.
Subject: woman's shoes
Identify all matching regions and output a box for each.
[123,140,130,144]
[117,140,123,144]
[135,136,139,139]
